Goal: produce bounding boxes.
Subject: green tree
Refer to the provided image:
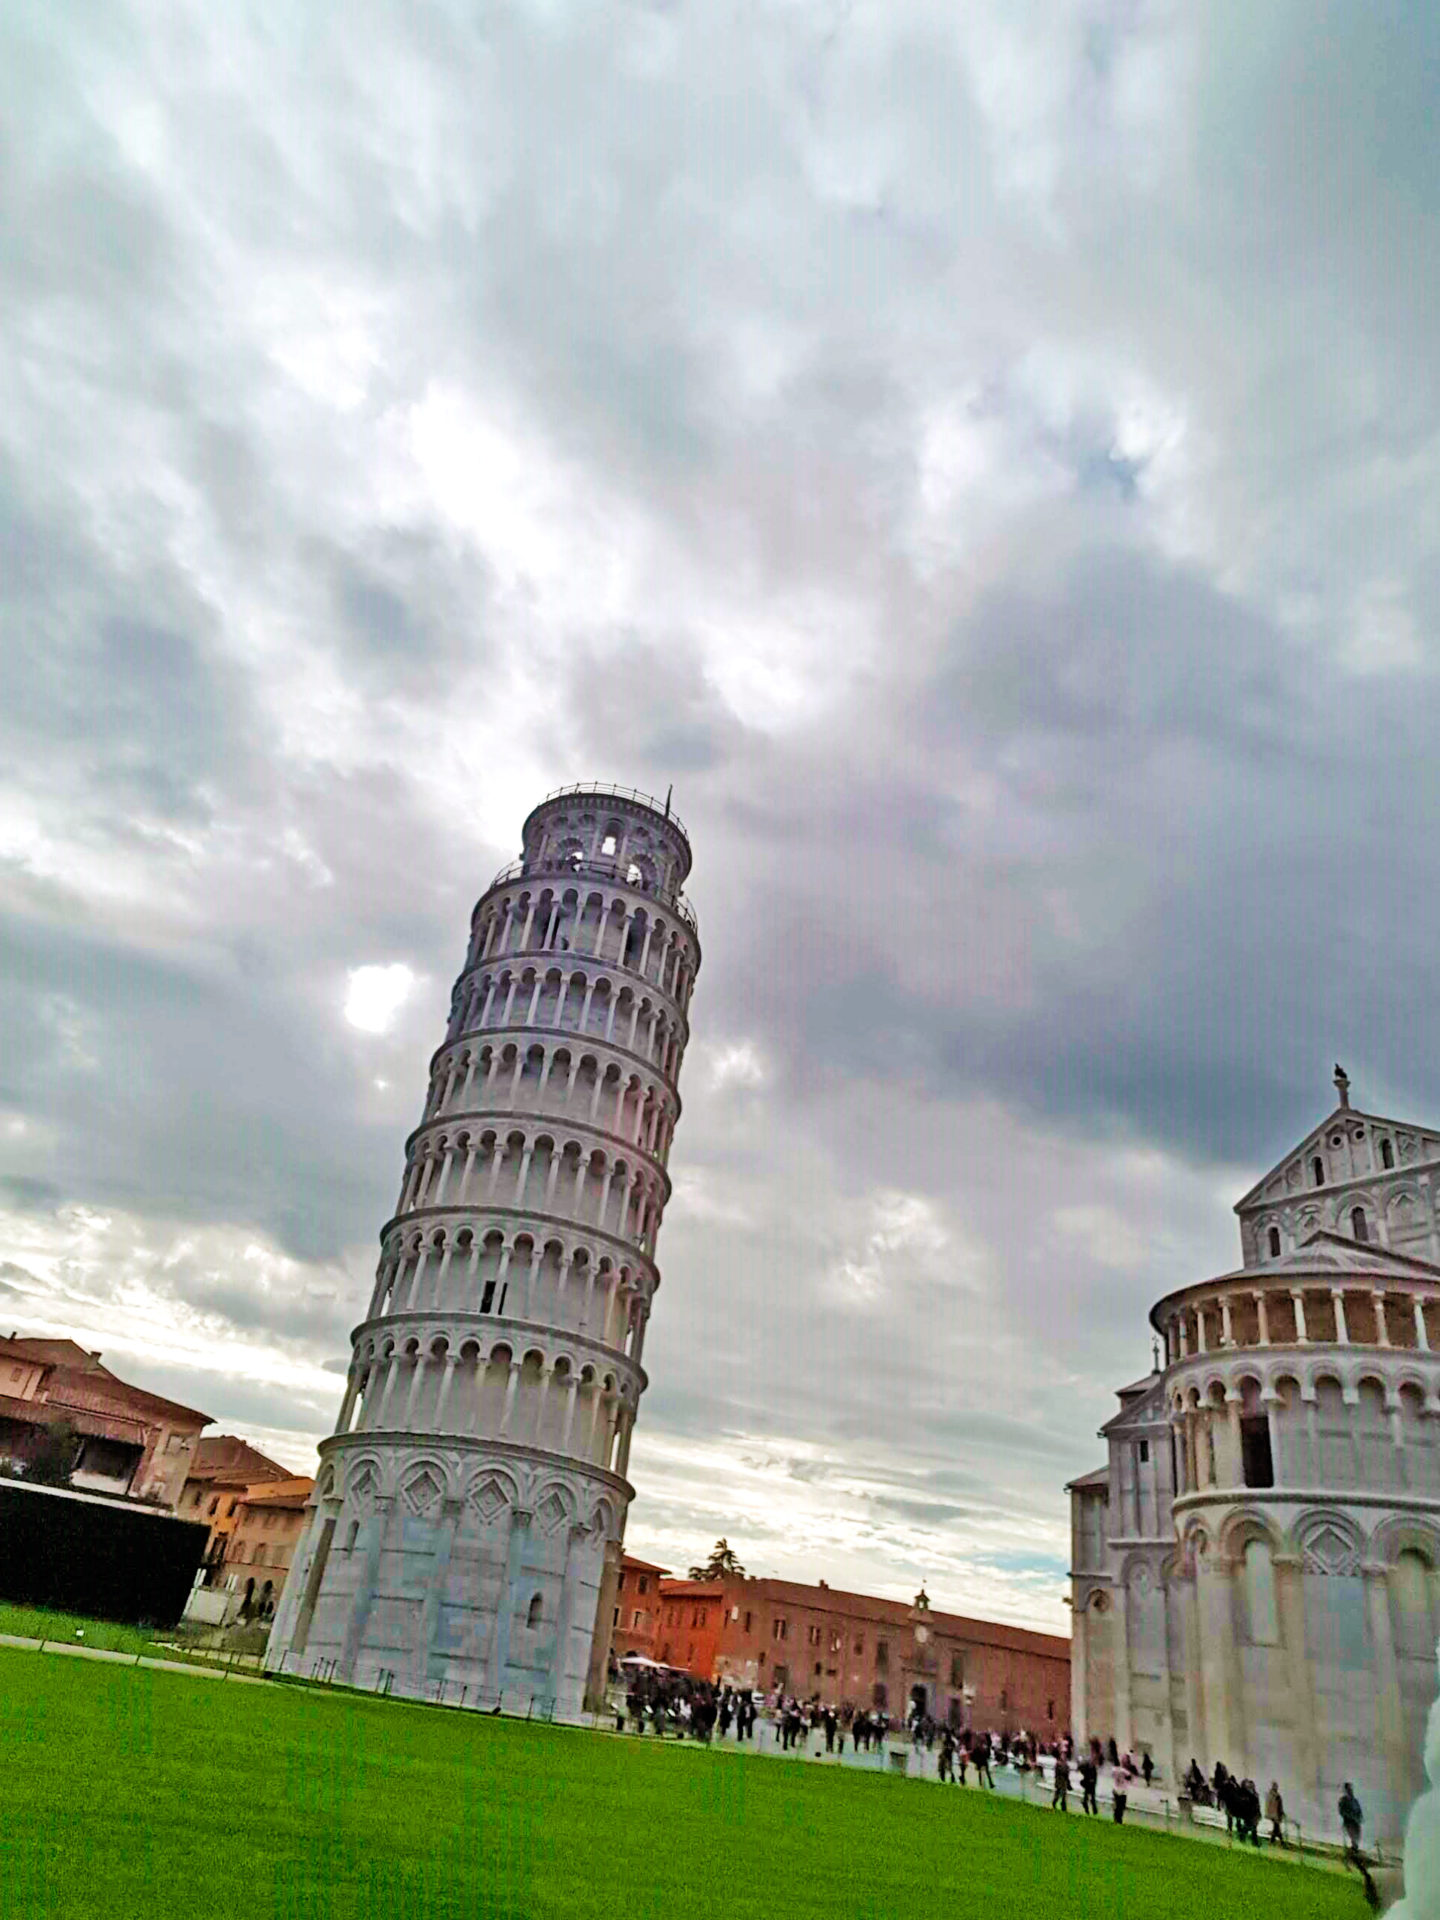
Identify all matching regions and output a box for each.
[688,1537,745,1581]
[25,1419,80,1488]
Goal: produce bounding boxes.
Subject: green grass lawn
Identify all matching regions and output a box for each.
[0,1647,1359,1920]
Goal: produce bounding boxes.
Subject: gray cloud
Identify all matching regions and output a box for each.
[1,0,1437,1627]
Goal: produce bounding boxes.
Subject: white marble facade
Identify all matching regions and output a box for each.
[267,785,699,1716]
[1070,1072,1440,1842]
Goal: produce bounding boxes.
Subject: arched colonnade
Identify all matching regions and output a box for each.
[466,884,697,1015]
[421,1038,678,1162]
[393,1127,667,1253]
[366,1222,653,1354]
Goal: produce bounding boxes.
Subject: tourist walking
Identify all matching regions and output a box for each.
[1339,1783,1364,1855]
[1265,1782,1286,1847]
[1052,1756,1070,1812]
[1079,1757,1099,1816]
[1111,1758,1132,1824]
[973,1736,995,1790]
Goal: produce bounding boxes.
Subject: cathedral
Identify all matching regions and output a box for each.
[1070,1070,1440,1843]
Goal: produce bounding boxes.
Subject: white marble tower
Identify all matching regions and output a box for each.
[268,784,699,1714]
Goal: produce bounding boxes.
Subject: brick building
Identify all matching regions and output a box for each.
[181,1434,291,1575]
[0,1336,211,1508]
[612,1554,668,1661]
[655,1574,1070,1734]
[215,1476,316,1621]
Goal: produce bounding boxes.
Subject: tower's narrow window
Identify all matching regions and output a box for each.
[1311,1156,1325,1187]
[526,1593,543,1628]
[1351,1207,1369,1243]
[1268,1226,1282,1258]
[1381,1139,1395,1170]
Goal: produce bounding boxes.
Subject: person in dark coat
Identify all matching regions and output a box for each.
[1339,1783,1365,1854]
[1078,1757,1099,1815]
[1052,1755,1071,1812]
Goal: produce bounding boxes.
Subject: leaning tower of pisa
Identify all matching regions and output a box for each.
[268,785,699,1715]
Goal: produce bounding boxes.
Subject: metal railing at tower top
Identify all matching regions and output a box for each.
[485,855,699,936]
[528,782,690,846]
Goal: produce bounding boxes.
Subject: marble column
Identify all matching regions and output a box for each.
[1111,1577,1133,1754]
[1363,1561,1412,1816]
[1272,1554,1320,1802]
[487,1508,532,1704]
[417,1497,465,1687]
[1195,1549,1243,1767]
[338,1495,394,1681]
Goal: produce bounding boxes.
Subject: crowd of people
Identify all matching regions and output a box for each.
[616,1667,1370,1872]
[1181,1759,1284,1844]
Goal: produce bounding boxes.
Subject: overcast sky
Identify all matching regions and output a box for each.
[3,2,1439,1633]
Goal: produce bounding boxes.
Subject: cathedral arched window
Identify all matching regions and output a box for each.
[1311,1157,1325,1187]
[1268,1226,1282,1259]
[526,1592,543,1629]
[1381,1139,1395,1170]
[1351,1206,1370,1243]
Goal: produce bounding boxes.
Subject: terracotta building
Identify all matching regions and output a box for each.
[0,1336,211,1508]
[181,1435,291,1574]
[216,1477,316,1621]
[655,1573,1070,1733]
[611,1554,668,1661]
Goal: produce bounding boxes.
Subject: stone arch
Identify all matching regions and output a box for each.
[534,1482,575,1534]
[1370,1515,1440,1565]
[1295,1508,1364,1576]
[399,1457,449,1518]
[464,1466,517,1525]
[346,1454,387,1508]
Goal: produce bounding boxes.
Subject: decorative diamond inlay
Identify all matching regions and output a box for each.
[402,1468,442,1517]
[538,1491,568,1532]
[470,1478,508,1524]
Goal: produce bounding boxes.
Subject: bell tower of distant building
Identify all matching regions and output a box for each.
[269,784,699,1715]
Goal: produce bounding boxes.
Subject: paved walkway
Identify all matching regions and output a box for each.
[0,1632,271,1683]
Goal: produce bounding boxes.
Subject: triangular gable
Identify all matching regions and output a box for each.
[1100,1372,1169,1436]
[1235,1106,1440,1212]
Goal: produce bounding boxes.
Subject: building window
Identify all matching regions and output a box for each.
[807,1625,822,1647]
[692,1608,707,1628]
[637,1576,649,1595]
[1241,1416,1275,1488]
[1138,1439,1149,1463]
[1267,1226,1281,1258]
[526,1593,543,1629]
[875,1639,889,1671]
[814,1661,822,1676]
[613,1607,620,1627]
[872,1682,888,1710]
[853,1636,864,1655]
[829,1632,843,1654]
[1381,1139,1395,1170]
[772,1618,789,1643]
[1046,1699,1055,1720]
[1312,1156,1325,1187]
[950,1653,966,1688]
[1351,1207,1369,1243]
[743,1612,753,1634]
